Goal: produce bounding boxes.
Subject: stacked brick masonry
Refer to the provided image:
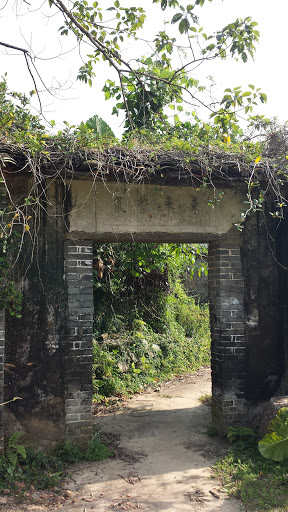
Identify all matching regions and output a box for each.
[64,240,94,448]
[209,241,246,432]
[0,182,5,452]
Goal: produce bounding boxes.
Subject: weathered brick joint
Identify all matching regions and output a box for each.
[64,240,94,448]
[209,242,246,432]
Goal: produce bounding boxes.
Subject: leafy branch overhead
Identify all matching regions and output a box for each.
[1,0,265,132]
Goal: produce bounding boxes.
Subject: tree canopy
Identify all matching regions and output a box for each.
[0,0,267,136]
[1,1,288,319]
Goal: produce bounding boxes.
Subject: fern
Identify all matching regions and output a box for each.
[227,425,255,443]
[6,451,17,467]
[6,432,26,468]
[8,432,24,447]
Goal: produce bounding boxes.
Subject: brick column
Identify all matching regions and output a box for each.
[64,240,94,447]
[0,182,6,452]
[209,240,246,433]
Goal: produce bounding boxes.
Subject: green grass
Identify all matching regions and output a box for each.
[213,441,288,511]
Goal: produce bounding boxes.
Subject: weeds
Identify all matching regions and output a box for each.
[199,393,212,405]
[0,433,113,495]
[55,434,114,463]
[213,435,288,511]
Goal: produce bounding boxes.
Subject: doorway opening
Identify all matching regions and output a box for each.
[91,242,211,403]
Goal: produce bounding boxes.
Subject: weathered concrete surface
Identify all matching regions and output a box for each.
[242,206,284,403]
[69,181,246,241]
[4,177,67,449]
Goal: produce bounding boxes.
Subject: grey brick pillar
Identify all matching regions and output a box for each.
[64,240,94,447]
[0,182,6,452]
[209,239,246,433]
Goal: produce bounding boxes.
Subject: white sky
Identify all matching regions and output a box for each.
[0,0,287,137]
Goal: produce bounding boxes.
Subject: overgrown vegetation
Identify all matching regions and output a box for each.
[0,432,113,494]
[92,243,210,400]
[214,431,288,512]
[0,1,287,304]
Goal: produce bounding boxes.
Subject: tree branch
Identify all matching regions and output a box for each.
[0,41,29,54]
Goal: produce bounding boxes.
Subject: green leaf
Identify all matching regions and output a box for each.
[179,18,189,34]
[241,51,248,63]
[260,92,267,103]
[258,408,288,461]
[85,114,115,138]
[206,43,215,52]
[171,13,182,24]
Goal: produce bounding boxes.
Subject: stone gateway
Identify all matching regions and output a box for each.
[0,151,286,450]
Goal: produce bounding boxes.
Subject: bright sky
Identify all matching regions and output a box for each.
[0,0,287,136]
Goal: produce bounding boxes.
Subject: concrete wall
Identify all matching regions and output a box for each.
[4,177,67,450]
[68,181,246,241]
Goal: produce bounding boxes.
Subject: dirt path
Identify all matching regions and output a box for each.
[2,368,241,511]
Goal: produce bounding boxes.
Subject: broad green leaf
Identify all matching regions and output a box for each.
[258,408,288,461]
[85,114,115,138]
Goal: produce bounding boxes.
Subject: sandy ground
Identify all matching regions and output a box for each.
[1,368,241,512]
